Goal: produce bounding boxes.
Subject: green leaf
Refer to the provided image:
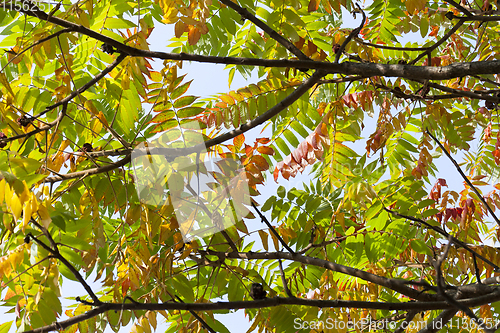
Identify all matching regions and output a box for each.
[174,95,197,108]
[177,106,203,118]
[410,239,433,256]
[171,80,193,100]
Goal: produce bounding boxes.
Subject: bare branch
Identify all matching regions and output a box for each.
[335,5,366,63]
[410,18,466,65]
[252,201,295,254]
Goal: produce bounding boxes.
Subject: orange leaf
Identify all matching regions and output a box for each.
[256,137,270,144]
[257,146,275,155]
[245,144,253,157]
[220,94,235,105]
[233,134,245,150]
[273,165,280,182]
[429,25,439,37]
[188,26,201,45]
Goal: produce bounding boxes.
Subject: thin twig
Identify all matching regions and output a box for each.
[426,129,500,227]
[25,232,101,304]
[251,201,295,254]
[278,258,294,297]
[175,296,216,333]
[217,0,310,61]
[384,207,500,272]
[409,18,466,65]
[335,5,366,64]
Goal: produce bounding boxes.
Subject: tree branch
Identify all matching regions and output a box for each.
[22,288,500,333]
[217,0,310,61]
[45,70,325,182]
[5,5,500,83]
[33,53,127,119]
[384,207,500,272]
[204,250,435,300]
[426,129,500,227]
[25,233,101,304]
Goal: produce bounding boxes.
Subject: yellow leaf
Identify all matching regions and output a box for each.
[0,73,15,96]
[162,6,178,24]
[130,323,143,333]
[0,179,5,203]
[38,204,52,228]
[146,311,157,330]
[97,111,109,127]
[337,212,345,232]
[140,316,152,333]
[22,197,33,229]
[121,75,130,90]
[10,194,22,221]
[90,118,103,135]
[175,21,187,38]
[84,100,98,115]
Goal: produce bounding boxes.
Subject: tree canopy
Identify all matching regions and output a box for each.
[1,0,500,332]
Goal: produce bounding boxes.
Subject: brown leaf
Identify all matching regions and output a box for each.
[308,0,320,12]
[257,146,275,155]
[175,20,187,38]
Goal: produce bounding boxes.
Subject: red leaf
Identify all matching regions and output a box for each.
[437,178,447,186]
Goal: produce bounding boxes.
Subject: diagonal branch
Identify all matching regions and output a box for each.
[45,70,325,183]
[334,5,366,63]
[384,207,500,272]
[251,201,295,254]
[0,103,67,146]
[0,27,74,73]
[409,18,466,65]
[217,0,310,61]
[25,233,101,304]
[33,53,127,119]
[426,129,500,227]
